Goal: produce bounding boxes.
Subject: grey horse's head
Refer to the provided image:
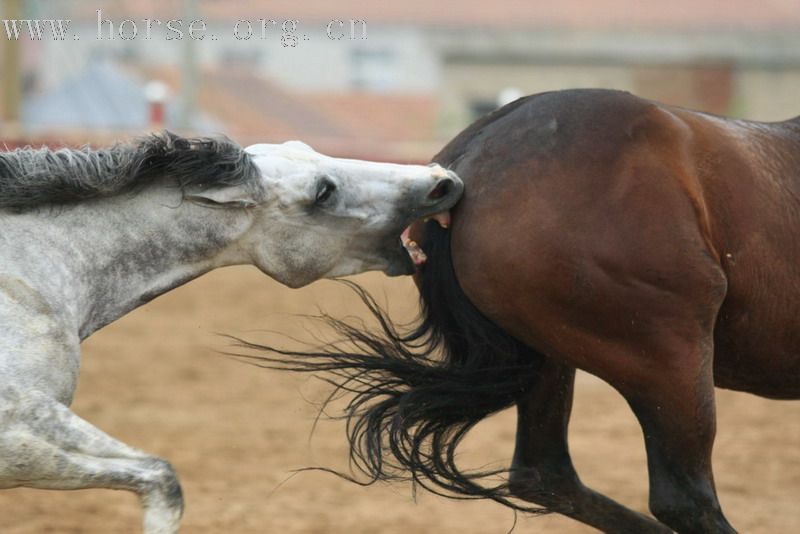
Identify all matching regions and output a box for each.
[0,133,462,288]
[190,141,462,287]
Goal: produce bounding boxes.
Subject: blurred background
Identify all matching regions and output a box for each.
[1,2,799,533]
[2,0,800,160]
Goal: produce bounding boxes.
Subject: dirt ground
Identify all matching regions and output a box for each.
[0,267,797,533]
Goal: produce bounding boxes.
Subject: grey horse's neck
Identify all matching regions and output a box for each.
[4,185,251,340]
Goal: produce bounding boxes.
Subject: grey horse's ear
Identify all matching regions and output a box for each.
[185,184,258,208]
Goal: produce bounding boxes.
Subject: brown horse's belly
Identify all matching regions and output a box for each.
[712,281,800,399]
[698,140,800,399]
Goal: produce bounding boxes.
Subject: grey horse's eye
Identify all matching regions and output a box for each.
[315,178,336,204]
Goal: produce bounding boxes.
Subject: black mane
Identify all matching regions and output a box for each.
[0,131,261,210]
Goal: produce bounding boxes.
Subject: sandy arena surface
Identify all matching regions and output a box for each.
[0,267,798,533]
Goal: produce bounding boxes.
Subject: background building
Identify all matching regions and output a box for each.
[2,0,800,159]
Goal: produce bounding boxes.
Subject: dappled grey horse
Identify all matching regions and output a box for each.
[0,132,462,533]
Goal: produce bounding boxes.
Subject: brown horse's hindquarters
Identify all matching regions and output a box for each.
[446,91,737,532]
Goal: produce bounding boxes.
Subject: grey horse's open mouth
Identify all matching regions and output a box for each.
[393,166,462,272]
[400,211,451,267]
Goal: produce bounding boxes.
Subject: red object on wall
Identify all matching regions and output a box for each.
[149,101,165,127]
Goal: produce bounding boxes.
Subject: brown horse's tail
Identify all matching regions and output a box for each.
[235,222,546,512]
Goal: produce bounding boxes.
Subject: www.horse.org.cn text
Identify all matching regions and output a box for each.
[1,10,368,47]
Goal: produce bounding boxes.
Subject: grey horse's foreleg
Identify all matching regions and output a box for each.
[0,387,183,534]
[509,358,671,533]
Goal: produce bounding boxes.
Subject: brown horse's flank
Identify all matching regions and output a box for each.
[250,89,800,534]
[442,90,798,532]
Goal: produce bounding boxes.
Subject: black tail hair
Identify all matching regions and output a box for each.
[234,222,546,512]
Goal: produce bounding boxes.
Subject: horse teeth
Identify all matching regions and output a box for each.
[430,211,451,228]
[400,228,427,266]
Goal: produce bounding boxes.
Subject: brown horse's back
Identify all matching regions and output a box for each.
[435,89,800,399]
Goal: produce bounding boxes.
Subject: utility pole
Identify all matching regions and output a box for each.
[179,0,199,130]
[2,0,23,128]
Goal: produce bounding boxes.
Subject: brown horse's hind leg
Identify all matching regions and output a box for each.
[617,336,736,534]
[510,358,670,533]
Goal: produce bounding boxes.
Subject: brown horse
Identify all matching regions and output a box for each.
[247,89,800,533]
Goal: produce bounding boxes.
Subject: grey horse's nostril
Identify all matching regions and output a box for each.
[427,178,454,200]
